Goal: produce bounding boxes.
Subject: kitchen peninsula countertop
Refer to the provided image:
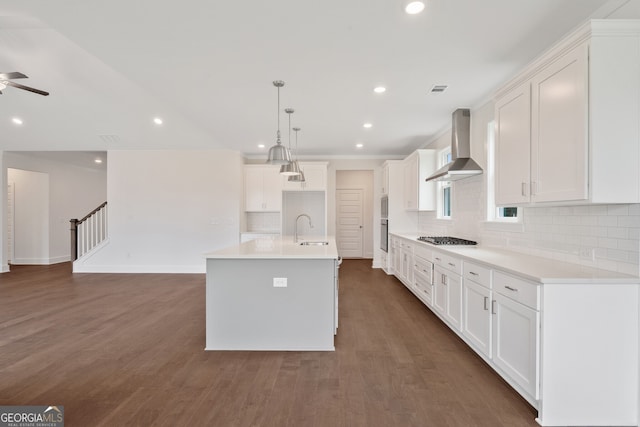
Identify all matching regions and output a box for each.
[391,232,639,284]
[205,235,339,259]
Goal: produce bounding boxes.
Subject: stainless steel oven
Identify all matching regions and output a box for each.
[380,219,388,252]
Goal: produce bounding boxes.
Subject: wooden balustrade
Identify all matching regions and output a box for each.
[70,202,107,261]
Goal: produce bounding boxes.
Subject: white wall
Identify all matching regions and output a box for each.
[8,168,49,264]
[4,152,107,265]
[416,101,640,277]
[74,149,243,273]
[282,191,326,238]
[336,170,374,258]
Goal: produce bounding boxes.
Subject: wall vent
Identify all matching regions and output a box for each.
[430,85,448,93]
[97,134,121,145]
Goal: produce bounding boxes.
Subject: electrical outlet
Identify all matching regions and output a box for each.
[273,277,287,288]
[578,248,595,261]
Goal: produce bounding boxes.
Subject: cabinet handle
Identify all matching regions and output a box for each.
[521,182,527,197]
[448,262,455,267]
[469,271,479,276]
[435,257,441,261]
[483,296,488,311]
[531,181,537,196]
[504,285,518,292]
[422,269,429,274]
[441,274,447,285]
[491,300,496,315]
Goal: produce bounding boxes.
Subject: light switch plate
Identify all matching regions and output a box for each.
[273,277,287,288]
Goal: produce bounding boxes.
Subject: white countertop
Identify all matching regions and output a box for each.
[206,236,339,259]
[391,232,639,284]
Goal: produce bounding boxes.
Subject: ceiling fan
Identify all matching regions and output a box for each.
[0,72,49,96]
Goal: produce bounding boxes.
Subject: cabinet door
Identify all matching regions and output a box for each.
[433,266,447,315]
[382,164,389,195]
[463,280,491,358]
[531,44,588,203]
[282,163,327,191]
[492,293,539,399]
[403,154,418,210]
[445,272,462,331]
[495,82,531,205]
[262,167,283,211]
[244,167,266,211]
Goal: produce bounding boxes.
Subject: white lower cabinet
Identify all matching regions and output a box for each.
[491,293,539,399]
[433,265,462,331]
[462,279,491,358]
[390,233,640,426]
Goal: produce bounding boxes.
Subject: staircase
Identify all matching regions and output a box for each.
[70,202,107,261]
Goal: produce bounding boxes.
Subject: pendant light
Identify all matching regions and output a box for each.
[266,80,292,165]
[280,108,301,176]
[288,127,306,182]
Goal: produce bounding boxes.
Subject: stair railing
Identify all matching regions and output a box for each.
[70,202,107,261]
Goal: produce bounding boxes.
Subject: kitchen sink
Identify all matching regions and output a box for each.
[299,241,329,246]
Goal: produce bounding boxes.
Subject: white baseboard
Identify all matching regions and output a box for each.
[11,258,51,265]
[1,264,9,273]
[72,263,206,274]
[10,256,71,265]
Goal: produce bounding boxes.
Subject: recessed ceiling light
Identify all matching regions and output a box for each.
[258,144,265,149]
[94,158,103,164]
[430,84,448,93]
[405,1,425,14]
[373,86,386,94]
[356,143,364,148]
[363,123,373,129]
[12,117,23,125]
[153,117,163,125]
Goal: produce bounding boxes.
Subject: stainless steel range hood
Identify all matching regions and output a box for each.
[426,108,483,182]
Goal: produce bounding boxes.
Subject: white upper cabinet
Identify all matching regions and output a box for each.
[381,163,389,195]
[244,165,282,212]
[282,162,327,191]
[494,20,640,206]
[495,83,531,205]
[531,45,588,203]
[403,150,436,211]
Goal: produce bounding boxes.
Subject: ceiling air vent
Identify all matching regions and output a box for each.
[97,134,121,145]
[430,85,448,93]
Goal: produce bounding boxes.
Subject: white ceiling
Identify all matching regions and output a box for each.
[0,0,636,159]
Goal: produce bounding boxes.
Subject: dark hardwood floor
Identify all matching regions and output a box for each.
[0,260,537,426]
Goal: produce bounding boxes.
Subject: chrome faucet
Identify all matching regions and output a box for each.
[294,214,313,243]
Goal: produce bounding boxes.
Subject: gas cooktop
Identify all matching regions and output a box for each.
[417,236,478,246]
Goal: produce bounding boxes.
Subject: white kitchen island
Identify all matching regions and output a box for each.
[204,236,339,351]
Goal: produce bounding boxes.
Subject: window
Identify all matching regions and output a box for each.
[486,121,520,222]
[438,149,452,219]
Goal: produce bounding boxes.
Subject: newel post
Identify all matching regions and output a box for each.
[70,219,79,261]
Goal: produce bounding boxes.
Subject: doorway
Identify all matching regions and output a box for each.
[336,189,364,257]
[335,170,374,259]
[7,168,50,264]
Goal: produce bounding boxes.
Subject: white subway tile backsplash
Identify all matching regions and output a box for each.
[618,216,640,227]
[416,175,640,275]
[597,216,618,227]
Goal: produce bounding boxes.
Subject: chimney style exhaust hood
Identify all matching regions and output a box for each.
[426,108,483,182]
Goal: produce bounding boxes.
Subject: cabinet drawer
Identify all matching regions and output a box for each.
[464,261,492,289]
[413,257,433,284]
[414,271,432,303]
[414,244,432,262]
[400,240,414,253]
[432,252,462,275]
[494,271,539,310]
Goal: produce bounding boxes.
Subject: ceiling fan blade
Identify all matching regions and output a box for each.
[0,72,27,80]
[5,81,49,96]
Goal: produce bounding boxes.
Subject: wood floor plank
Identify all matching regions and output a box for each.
[0,260,538,426]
